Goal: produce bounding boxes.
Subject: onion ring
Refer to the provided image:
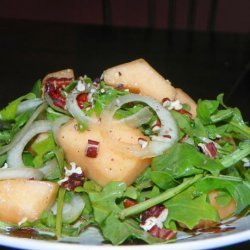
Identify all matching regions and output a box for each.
[100,94,178,158]
[0,168,43,180]
[16,98,44,115]
[115,107,153,127]
[66,92,98,125]
[7,120,52,168]
[51,116,71,144]
[0,102,47,155]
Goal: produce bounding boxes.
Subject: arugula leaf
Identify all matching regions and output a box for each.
[119,175,202,220]
[219,141,250,168]
[102,215,166,245]
[152,143,223,178]
[31,133,56,167]
[31,79,42,98]
[93,86,126,116]
[88,182,126,224]
[197,99,219,124]
[139,185,161,200]
[164,187,219,229]
[227,108,250,139]
[56,187,66,238]
[0,93,36,121]
[150,170,177,190]
[0,154,7,166]
[124,186,138,199]
[195,177,250,213]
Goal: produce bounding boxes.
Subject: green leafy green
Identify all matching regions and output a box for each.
[31,133,56,167]
[164,187,219,229]
[31,79,42,98]
[152,143,223,178]
[102,216,167,245]
[197,99,219,124]
[0,93,36,121]
[195,177,250,213]
[88,182,126,224]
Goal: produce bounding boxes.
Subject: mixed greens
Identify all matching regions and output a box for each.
[0,70,249,246]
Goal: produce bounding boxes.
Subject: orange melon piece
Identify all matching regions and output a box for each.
[0,179,59,224]
[57,120,151,186]
[103,59,177,101]
[208,190,236,220]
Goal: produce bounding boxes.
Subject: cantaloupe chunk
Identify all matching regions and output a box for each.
[0,180,59,224]
[179,190,236,229]
[103,59,177,101]
[208,190,236,220]
[57,120,151,186]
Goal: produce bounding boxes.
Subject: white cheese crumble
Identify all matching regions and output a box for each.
[167,100,183,110]
[140,208,168,231]
[65,162,82,176]
[58,162,82,185]
[76,80,86,92]
[2,163,9,169]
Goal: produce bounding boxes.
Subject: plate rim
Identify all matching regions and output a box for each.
[0,228,249,250]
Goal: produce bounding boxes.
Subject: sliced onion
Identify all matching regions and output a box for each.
[66,92,98,125]
[7,120,52,168]
[115,107,153,127]
[51,194,85,224]
[40,158,60,179]
[16,98,44,115]
[100,94,178,158]
[0,168,43,180]
[51,116,71,143]
[0,102,48,155]
[44,93,69,115]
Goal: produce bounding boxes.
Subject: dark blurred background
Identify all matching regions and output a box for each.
[0,0,250,119]
[0,1,249,249]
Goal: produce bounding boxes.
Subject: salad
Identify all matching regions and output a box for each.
[0,59,249,245]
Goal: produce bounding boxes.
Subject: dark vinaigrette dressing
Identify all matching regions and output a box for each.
[0,216,243,244]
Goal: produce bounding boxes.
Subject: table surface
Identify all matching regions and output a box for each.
[0,19,249,250]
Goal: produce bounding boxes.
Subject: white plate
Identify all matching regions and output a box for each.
[0,214,249,250]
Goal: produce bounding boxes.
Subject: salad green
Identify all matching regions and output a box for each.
[0,69,249,246]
